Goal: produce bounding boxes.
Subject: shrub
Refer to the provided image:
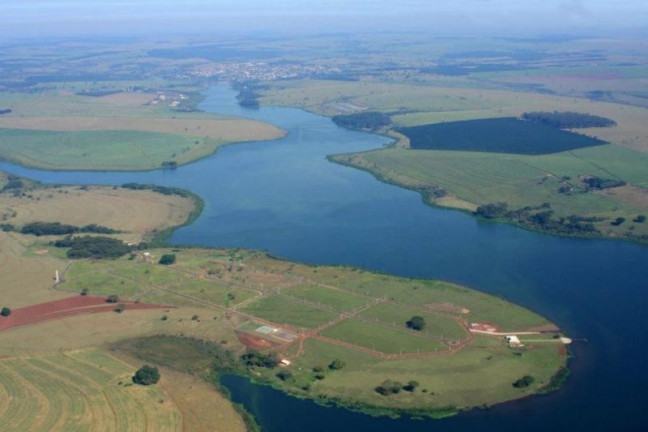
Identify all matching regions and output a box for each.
[512,375,535,388]
[403,380,420,392]
[328,359,346,370]
[0,307,11,317]
[158,254,176,265]
[133,365,160,386]
[375,379,403,395]
[276,370,292,381]
[406,316,426,331]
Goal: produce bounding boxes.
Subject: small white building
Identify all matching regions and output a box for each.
[280,359,292,367]
[506,335,522,347]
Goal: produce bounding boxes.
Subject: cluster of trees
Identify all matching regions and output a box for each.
[158,254,176,265]
[1,174,24,192]
[521,111,617,129]
[241,351,280,368]
[475,202,602,236]
[375,379,420,396]
[132,365,160,385]
[121,183,192,198]
[512,375,535,388]
[53,236,131,259]
[161,160,178,169]
[20,221,118,236]
[233,82,268,109]
[583,176,626,190]
[332,111,391,131]
[406,316,426,331]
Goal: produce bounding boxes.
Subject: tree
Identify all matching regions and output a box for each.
[106,294,120,303]
[158,254,176,265]
[512,375,535,388]
[114,303,126,313]
[375,379,403,395]
[133,365,160,385]
[406,316,426,331]
[0,307,11,317]
[403,380,420,392]
[80,288,89,296]
[328,359,346,370]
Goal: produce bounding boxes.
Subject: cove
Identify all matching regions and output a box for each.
[2,86,647,431]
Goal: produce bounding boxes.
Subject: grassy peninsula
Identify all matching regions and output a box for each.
[0,173,569,427]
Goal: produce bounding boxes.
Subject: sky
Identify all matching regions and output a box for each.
[2,0,647,39]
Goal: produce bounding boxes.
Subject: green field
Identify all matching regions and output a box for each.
[359,302,467,340]
[321,318,447,354]
[0,128,224,171]
[281,284,370,311]
[63,259,256,307]
[0,349,180,432]
[0,88,283,170]
[240,295,338,329]
[332,144,648,243]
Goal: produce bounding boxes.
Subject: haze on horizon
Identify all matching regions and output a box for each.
[2,0,648,40]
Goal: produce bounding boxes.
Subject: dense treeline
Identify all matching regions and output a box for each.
[400,118,607,155]
[583,176,626,190]
[474,202,603,236]
[121,183,192,198]
[332,111,391,131]
[1,174,24,192]
[521,111,616,129]
[21,221,118,236]
[53,236,131,259]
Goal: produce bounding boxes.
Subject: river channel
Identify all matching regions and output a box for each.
[2,86,647,431]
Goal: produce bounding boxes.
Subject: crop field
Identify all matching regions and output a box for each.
[0,349,180,432]
[0,90,283,170]
[399,118,607,155]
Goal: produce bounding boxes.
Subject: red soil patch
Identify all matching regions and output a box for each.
[469,322,501,332]
[235,331,276,350]
[0,296,169,331]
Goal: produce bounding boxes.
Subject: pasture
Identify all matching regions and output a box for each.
[320,318,447,354]
[0,90,283,170]
[0,184,195,243]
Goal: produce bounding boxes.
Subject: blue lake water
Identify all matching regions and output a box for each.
[2,86,647,431]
